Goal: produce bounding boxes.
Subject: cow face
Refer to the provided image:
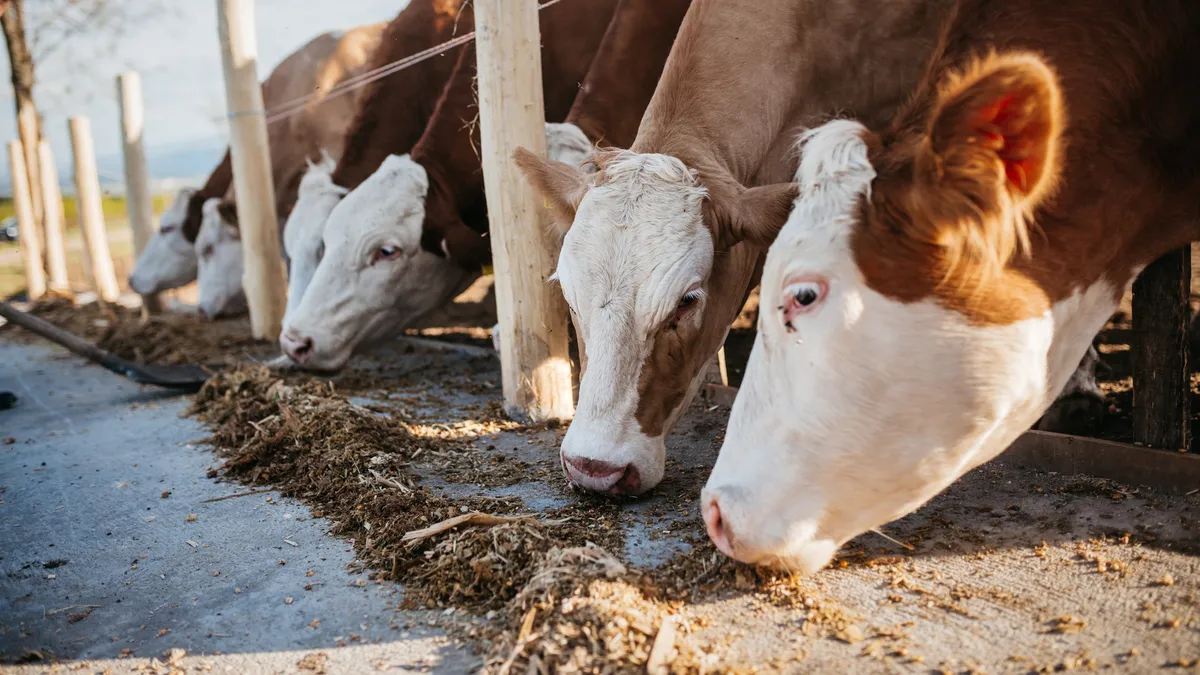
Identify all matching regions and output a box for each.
[701,55,1116,573]
[129,188,198,294]
[283,153,347,322]
[280,154,473,371]
[194,199,247,320]
[517,148,796,495]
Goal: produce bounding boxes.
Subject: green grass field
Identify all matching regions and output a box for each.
[0,194,171,299]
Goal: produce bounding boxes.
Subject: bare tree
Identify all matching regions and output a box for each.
[1,0,44,237]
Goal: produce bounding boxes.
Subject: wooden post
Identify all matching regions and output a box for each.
[476,0,574,422]
[68,116,121,303]
[8,140,44,300]
[36,139,69,292]
[116,72,163,312]
[1,2,45,244]
[1131,248,1192,452]
[216,0,286,339]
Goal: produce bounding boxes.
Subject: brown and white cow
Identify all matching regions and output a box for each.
[703,0,1200,573]
[191,22,386,319]
[517,0,954,495]
[280,0,620,371]
[281,0,473,321]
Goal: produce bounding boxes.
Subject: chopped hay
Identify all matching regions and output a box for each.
[4,295,271,365]
[482,546,707,674]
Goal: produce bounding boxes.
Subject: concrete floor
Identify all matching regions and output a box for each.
[0,342,473,673]
[4,335,1200,674]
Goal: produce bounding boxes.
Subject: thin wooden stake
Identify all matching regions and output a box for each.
[36,139,69,292]
[68,116,121,302]
[216,0,286,339]
[476,0,574,422]
[8,140,45,300]
[116,72,163,312]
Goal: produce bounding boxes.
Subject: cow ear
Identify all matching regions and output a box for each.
[217,201,239,227]
[722,183,800,248]
[914,52,1064,279]
[514,147,589,236]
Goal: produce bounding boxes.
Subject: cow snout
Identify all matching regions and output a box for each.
[561,453,641,495]
[703,494,735,559]
[280,331,315,364]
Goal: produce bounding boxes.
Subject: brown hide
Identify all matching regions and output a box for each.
[331,0,472,191]
[565,0,693,149]
[181,24,384,241]
[624,0,953,436]
[857,0,1200,327]
[415,0,619,268]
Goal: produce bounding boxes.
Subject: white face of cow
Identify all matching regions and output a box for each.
[283,153,347,322]
[129,188,198,294]
[702,57,1122,573]
[194,198,247,319]
[553,152,714,494]
[280,154,473,371]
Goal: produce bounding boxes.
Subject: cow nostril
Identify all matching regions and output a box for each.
[704,496,734,557]
[281,333,315,363]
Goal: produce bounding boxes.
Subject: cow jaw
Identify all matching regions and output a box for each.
[703,119,1120,573]
[283,153,347,321]
[129,188,198,294]
[281,154,473,371]
[554,151,714,495]
[195,199,247,319]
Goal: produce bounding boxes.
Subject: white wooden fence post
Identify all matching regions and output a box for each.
[36,139,69,292]
[116,72,163,312]
[68,116,121,303]
[216,0,286,339]
[8,140,45,300]
[476,0,574,422]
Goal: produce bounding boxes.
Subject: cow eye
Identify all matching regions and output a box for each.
[779,278,827,331]
[201,245,214,259]
[370,245,402,265]
[678,289,702,310]
[315,240,325,263]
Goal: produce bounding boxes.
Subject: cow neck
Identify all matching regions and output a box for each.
[410,41,487,253]
[565,0,692,148]
[857,0,1200,327]
[331,0,474,191]
[182,149,233,243]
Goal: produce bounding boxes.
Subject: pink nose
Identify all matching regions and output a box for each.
[703,495,736,558]
[561,454,641,495]
[280,331,314,364]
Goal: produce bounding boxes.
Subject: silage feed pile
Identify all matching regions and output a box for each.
[3,295,272,365]
[186,365,780,674]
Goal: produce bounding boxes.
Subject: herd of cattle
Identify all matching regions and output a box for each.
[126,0,1198,572]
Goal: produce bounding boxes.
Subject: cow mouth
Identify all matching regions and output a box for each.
[561,454,642,496]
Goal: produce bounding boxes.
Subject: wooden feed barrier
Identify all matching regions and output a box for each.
[701,247,1200,494]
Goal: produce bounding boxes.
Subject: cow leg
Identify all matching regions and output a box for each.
[1035,344,1107,435]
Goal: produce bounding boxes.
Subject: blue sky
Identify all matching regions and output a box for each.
[0,0,406,190]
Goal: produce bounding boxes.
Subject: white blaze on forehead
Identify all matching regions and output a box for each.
[704,118,1124,572]
[555,151,712,493]
[195,198,246,319]
[282,153,472,372]
[284,152,347,319]
[129,187,198,295]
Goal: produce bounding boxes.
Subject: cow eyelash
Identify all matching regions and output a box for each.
[669,288,704,329]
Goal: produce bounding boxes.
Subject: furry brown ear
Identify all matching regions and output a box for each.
[721,183,800,248]
[513,147,590,235]
[912,53,1064,279]
[216,200,239,228]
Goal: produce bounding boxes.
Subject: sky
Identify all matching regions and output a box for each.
[0,0,406,191]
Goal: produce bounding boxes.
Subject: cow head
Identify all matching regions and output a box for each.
[280,154,474,371]
[516,147,796,495]
[283,152,347,321]
[701,54,1107,573]
[194,198,247,319]
[129,187,199,294]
